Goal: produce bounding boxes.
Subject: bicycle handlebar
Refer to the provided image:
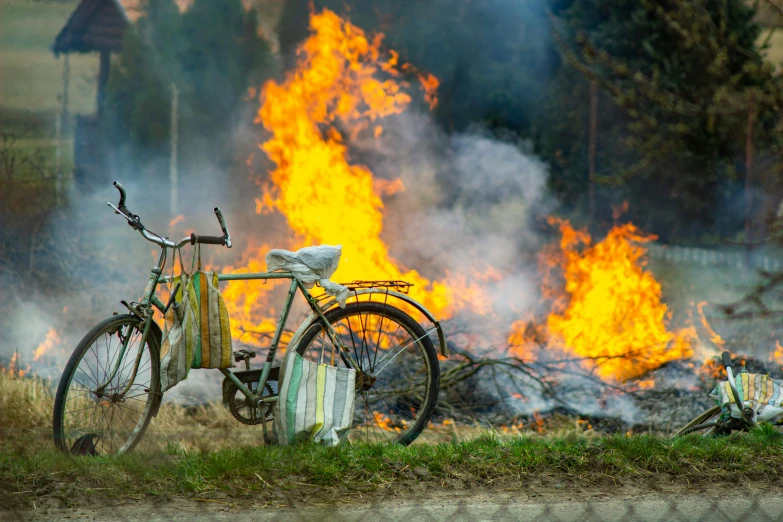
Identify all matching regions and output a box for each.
[190,234,226,246]
[108,181,232,250]
[722,351,732,370]
[721,351,745,413]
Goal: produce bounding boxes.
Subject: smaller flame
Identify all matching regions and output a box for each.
[373,178,406,197]
[372,411,400,432]
[418,73,439,110]
[696,301,724,348]
[169,214,185,227]
[1,353,26,378]
[772,341,783,367]
[34,328,62,361]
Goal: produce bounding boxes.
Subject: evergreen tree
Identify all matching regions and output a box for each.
[546,0,780,240]
[105,0,273,176]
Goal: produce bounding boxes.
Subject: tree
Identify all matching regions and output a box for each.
[547,0,781,241]
[105,0,273,177]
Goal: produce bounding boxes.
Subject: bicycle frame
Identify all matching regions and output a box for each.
[103,246,360,413]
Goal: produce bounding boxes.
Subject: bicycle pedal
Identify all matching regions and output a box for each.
[233,349,257,363]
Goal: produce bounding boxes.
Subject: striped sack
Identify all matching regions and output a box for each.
[274,348,356,446]
[159,273,198,392]
[711,373,783,423]
[188,270,234,370]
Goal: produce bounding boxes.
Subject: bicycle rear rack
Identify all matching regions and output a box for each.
[342,280,413,293]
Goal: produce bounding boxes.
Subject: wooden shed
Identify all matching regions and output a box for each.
[52,0,132,189]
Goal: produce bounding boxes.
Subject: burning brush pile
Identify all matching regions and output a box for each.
[435,217,783,434]
[229,8,783,434]
[9,9,783,437]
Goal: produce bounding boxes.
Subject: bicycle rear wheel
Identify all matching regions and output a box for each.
[53,314,160,455]
[295,301,440,445]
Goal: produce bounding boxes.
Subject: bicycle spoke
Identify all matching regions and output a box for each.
[57,316,158,456]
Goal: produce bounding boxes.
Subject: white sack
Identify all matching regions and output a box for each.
[266,245,350,307]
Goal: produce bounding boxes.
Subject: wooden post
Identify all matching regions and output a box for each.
[61,54,70,131]
[170,83,179,221]
[97,50,110,118]
[55,112,62,205]
[588,81,599,221]
[745,96,755,268]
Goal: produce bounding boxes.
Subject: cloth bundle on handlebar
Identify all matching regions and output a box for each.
[160,247,234,392]
[711,373,783,424]
[265,245,349,307]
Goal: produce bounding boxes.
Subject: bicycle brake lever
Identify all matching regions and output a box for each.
[107,202,127,218]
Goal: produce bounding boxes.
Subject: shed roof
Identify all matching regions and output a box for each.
[52,0,132,55]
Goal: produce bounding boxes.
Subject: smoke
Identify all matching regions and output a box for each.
[356,111,554,321]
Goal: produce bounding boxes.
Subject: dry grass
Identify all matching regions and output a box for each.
[0,368,273,453]
[0,367,55,451]
[0,368,600,456]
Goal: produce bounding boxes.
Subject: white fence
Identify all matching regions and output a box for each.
[646,243,783,272]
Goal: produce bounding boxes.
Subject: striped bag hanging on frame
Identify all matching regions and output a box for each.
[159,252,198,392]
[188,269,233,369]
[274,347,356,446]
[160,247,234,393]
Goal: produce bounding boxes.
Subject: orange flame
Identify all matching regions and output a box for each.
[772,341,783,367]
[418,73,439,110]
[1,353,26,378]
[696,301,725,348]
[372,411,400,432]
[224,9,488,343]
[34,328,62,361]
[509,218,694,381]
[169,214,185,227]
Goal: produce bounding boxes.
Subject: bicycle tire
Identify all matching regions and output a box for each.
[673,406,721,437]
[295,301,440,445]
[53,314,160,455]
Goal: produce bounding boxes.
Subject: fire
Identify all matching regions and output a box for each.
[1,353,26,378]
[224,9,488,343]
[772,341,783,367]
[34,328,63,361]
[695,301,724,348]
[372,411,400,433]
[169,214,185,227]
[509,218,693,381]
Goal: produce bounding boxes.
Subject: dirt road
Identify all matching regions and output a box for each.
[7,492,783,521]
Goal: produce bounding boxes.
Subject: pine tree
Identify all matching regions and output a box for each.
[547,0,781,240]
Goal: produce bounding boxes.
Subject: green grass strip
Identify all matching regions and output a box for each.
[2,426,783,503]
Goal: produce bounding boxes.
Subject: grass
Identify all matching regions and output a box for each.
[1,428,783,510]
[2,368,783,511]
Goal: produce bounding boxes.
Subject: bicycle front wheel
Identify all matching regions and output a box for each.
[295,301,440,445]
[53,314,160,455]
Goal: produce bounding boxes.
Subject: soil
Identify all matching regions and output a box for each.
[3,473,783,521]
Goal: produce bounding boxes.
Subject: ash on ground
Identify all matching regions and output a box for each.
[435,352,783,435]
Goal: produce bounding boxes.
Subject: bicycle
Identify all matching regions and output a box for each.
[53,182,446,455]
[675,351,783,436]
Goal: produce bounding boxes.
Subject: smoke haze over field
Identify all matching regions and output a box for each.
[3,2,774,431]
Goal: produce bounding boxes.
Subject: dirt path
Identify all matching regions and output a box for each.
[6,489,783,522]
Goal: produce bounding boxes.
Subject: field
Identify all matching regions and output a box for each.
[0,0,97,115]
[4,3,783,520]
[3,368,783,517]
